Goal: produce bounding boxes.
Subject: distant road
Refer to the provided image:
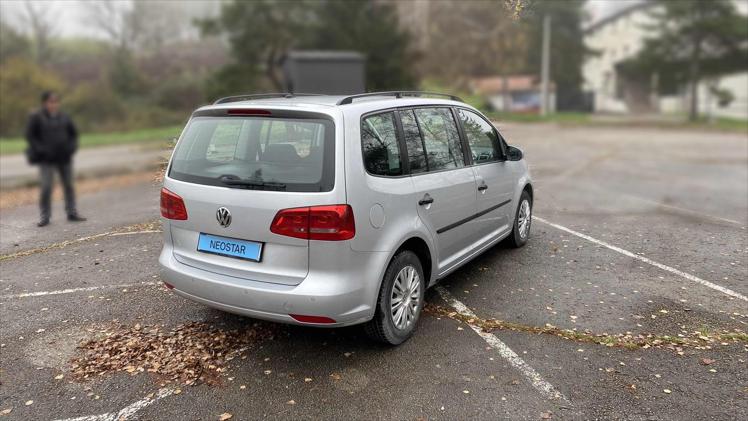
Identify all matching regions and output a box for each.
[0,143,171,189]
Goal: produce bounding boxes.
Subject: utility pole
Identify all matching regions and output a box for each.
[540,14,551,116]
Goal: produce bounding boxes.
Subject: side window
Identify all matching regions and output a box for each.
[458,109,502,163]
[414,108,465,171]
[400,109,428,174]
[361,112,402,176]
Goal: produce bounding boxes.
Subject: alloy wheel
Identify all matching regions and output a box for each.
[390,265,421,330]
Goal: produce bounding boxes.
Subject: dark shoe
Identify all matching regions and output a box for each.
[68,214,87,222]
[37,219,49,227]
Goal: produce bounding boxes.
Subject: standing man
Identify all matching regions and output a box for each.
[25,91,86,227]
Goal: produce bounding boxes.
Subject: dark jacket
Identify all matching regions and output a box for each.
[25,109,78,164]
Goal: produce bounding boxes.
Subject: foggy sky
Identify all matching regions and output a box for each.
[1,0,642,39]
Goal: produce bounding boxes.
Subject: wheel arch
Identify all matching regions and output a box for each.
[394,236,433,287]
[523,182,533,201]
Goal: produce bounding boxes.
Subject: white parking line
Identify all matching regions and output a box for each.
[0,282,160,300]
[435,286,572,406]
[54,387,175,421]
[533,216,748,302]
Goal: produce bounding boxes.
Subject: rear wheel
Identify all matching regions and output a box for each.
[365,250,425,345]
[507,190,532,248]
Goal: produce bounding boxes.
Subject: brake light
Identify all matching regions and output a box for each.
[227,109,272,116]
[270,205,355,241]
[160,188,188,220]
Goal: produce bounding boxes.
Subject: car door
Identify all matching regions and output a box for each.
[398,107,479,274]
[456,108,514,240]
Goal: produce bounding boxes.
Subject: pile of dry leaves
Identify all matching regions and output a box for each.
[70,321,274,385]
[425,303,748,352]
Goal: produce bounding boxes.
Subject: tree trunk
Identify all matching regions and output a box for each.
[266,49,283,92]
[688,55,700,122]
[688,8,704,122]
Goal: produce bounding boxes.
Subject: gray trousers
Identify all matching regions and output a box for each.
[39,161,76,220]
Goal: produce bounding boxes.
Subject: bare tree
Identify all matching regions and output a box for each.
[421,1,529,85]
[23,1,56,64]
[85,0,189,53]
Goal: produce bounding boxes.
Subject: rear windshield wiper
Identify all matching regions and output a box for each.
[218,175,286,191]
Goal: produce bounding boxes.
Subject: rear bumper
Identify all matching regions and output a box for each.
[158,243,388,327]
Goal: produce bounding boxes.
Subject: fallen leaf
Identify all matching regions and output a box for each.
[700,358,715,365]
[54,374,64,380]
[24,401,33,406]
[541,411,553,419]
[0,408,11,415]
[663,389,671,394]
[67,321,274,386]
[304,378,313,382]
[286,400,296,405]
[219,413,233,420]
[174,389,182,395]
[240,385,246,390]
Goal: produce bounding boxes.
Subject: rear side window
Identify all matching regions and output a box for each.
[458,109,502,163]
[413,108,465,171]
[361,112,403,176]
[169,116,334,192]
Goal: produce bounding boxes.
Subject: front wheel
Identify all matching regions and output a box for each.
[507,190,532,248]
[365,250,425,345]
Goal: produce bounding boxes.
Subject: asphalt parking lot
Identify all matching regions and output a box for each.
[1,123,746,420]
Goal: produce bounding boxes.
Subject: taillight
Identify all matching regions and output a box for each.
[160,188,188,220]
[270,205,355,241]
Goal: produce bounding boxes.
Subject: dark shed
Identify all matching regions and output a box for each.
[281,50,366,95]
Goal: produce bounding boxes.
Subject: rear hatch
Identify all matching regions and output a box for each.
[163,107,341,286]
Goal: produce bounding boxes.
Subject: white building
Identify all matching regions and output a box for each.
[582,1,748,120]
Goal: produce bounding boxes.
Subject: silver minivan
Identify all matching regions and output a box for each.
[159,92,533,345]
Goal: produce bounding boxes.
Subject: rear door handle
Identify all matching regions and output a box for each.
[478,183,488,191]
[418,194,434,206]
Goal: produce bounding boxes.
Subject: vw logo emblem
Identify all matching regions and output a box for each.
[216,207,232,228]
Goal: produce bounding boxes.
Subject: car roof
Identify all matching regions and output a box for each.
[197,93,472,116]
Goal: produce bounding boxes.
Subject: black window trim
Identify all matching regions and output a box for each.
[454,106,508,164]
[359,104,503,179]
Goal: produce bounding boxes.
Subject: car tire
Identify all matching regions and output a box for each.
[507,190,532,248]
[365,250,425,346]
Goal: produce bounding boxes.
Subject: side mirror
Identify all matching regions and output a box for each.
[506,145,523,161]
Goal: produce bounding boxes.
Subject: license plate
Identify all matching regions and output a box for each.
[197,233,263,262]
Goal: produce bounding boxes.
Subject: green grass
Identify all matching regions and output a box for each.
[486,111,592,124]
[687,117,748,132]
[0,125,183,156]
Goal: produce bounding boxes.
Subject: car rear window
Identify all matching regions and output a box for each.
[169,116,335,192]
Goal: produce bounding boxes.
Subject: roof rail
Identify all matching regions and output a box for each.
[213,93,325,105]
[336,91,463,105]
